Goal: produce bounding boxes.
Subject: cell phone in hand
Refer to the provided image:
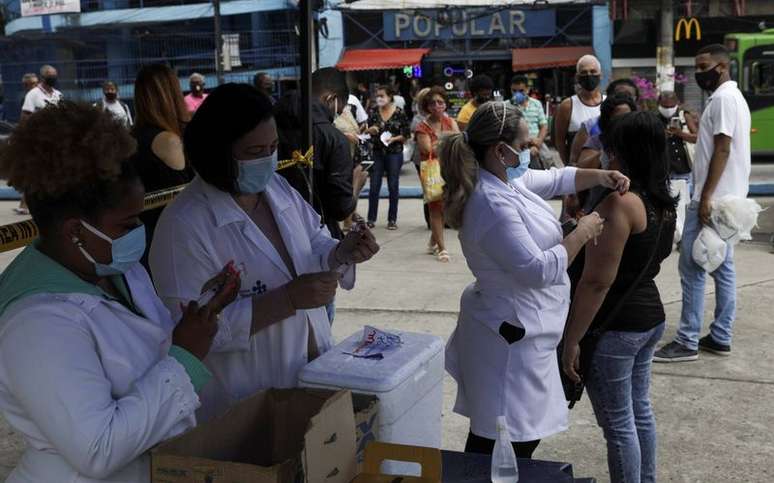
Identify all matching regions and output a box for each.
[669,118,681,130]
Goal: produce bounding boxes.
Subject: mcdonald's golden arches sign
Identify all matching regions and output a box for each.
[675,17,701,41]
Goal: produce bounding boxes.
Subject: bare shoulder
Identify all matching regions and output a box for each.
[151,131,186,170]
[597,191,646,231]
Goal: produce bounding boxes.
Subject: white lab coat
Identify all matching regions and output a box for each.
[149,175,353,420]
[0,264,199,483]
[446,168,577,442]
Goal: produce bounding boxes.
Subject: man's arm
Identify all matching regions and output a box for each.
[553,98,572,164]
[699,134,732,225]
[568,124,588,167]
[321,129,356,222]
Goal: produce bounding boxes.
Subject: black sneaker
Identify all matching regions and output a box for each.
[698,335,731,356]
[387,221,398,231]
[653,341,698,363]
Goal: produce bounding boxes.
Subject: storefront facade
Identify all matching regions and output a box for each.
[332,1,610,114]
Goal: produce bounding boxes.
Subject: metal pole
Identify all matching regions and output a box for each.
[657,0,674,92]
[299,0,314,202]
[213,0,225,86]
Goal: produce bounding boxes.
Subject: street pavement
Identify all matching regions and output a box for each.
[0,168,772,481]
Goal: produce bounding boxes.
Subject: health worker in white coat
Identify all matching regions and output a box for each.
[0,103,239,482]
[150,84,380,420]
[439,101,630,458]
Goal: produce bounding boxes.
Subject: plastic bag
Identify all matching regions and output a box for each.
[420,157,445,203]
[711,195,763,244]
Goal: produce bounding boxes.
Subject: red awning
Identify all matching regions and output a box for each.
[511,46,595,71]
[336,48,431,71]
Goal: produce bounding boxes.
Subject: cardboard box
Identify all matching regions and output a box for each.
[351,394,379,468]
[151,389,359,483]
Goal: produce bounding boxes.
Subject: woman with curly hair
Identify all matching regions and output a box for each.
[0,102,238,482]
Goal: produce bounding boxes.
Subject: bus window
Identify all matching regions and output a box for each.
[750,61,774,95]
[730,59,739,83]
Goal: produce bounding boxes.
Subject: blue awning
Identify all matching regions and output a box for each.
[7,0,294,35]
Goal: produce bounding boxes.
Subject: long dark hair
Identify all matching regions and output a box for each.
[607,111,677,212]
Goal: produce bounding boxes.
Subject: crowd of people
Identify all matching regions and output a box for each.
[0,41,752,483]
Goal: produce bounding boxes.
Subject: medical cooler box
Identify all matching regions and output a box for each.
[298,330,445,472]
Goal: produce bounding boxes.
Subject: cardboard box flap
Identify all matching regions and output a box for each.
[153,390,273,466]
[303,391,358,483]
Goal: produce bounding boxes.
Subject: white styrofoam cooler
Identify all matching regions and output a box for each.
[298,330,445,451]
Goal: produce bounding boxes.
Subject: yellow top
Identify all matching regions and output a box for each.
[456,100,477,125]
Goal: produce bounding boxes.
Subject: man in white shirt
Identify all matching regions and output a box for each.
[655,44,751,362]
[21,65,62,121]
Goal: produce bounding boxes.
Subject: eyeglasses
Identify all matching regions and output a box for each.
[430,100,446,106]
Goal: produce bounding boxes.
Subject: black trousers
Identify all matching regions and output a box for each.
[464,431,541,459]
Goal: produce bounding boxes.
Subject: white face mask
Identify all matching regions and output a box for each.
[658,106,678,118]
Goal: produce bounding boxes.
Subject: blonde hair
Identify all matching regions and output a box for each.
[439,101,524,229]
[134,64,189,136]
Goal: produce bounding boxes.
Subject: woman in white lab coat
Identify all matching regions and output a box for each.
[150,84,380,420]
[439,101,630,458]
[0,103,238,482]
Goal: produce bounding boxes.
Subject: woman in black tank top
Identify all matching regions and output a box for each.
[131,65,195,266]
[562,111,677,483]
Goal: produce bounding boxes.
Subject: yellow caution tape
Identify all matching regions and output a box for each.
[0,219,39,253]
[277,146,314,171]
[0,146,315,253]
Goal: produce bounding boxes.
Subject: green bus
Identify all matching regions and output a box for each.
[726,29,774,157]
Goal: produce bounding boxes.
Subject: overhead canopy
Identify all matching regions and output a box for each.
[512,46,594,71]
[6,0,292,35]
[339,0,581,10]
[336,48,431,71]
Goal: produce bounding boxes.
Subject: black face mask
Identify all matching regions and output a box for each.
[104,92,117,102]
[695,65,721,92]
[577,74,601,92]
[44,76,58,88]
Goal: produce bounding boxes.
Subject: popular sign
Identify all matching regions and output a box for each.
[383,9,556,42]
[21,0,80,16]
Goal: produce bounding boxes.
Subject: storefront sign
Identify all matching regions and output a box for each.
[21,0,80,16]
[675,17,701,41]
[384,9,556,42]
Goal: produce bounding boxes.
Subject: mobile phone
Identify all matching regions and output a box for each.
[669,118,681,130]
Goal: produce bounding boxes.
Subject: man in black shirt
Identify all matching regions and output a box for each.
[277,68,355,240]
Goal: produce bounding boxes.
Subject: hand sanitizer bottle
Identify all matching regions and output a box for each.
[491,416,519,482]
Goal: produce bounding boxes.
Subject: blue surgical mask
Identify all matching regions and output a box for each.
[512,91,527,105]
[237,151,278,194]
[502,143,531,180]
[78,220,146,276]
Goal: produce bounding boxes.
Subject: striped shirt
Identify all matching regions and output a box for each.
[513,97,547,138]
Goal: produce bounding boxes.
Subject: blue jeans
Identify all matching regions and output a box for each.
[368,151,402,223]
[586,322,665,483]
[675,203,736,350]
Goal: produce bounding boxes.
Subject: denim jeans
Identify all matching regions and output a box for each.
[675,203,736,350]
[586,322,665,483]
[368,151,402,223]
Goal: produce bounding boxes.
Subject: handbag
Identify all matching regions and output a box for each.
[559,214,665,409]
[420,156,445,204]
